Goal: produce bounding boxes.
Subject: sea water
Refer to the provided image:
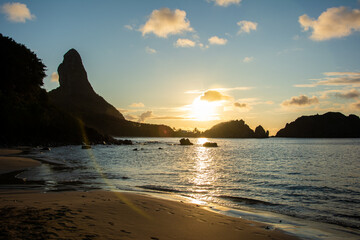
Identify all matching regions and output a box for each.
[20,138,360,239]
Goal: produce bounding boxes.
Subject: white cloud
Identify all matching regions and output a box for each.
[50,72,59,82]
[139,111,153,122]
[282,95,319,106]
[129,102,145,108]
[175,38,196,47]
[211,0,242,7]
[208,36,228,45]
[243,56,254,63]
[145,46,157,54]
[139,8,193,38]
[1,2,35,23]
[299,6,360,41]
[237,20,257,34]
[124,25,133,30]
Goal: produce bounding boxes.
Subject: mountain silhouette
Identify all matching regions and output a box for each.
[49,49,173,137]
[276,112,360,138]
[203,120,269,138]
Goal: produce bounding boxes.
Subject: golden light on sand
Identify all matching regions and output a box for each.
[190,97,219,121]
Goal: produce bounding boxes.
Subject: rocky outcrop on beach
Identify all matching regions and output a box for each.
[276,112,360,138]
[203,120,269,138]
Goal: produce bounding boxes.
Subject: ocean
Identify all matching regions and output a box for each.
[19,138,360,239]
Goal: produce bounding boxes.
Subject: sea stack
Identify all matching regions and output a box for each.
[49,49,125,134]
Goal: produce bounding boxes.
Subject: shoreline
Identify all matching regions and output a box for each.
[1,146,359,239]
[0,189,300,240]
[0,147,299,239]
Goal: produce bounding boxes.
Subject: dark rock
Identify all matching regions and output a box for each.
[180,138,193,145]
[81,145,91,149]
[254,125,269,138]
[203,120,269,138]
[276,112,360,138]
[203,142,218,147]
[133,148,138,151]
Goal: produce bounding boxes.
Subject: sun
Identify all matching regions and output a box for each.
[190,97,219,121]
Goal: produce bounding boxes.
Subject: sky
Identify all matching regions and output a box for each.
[1,0,360,135]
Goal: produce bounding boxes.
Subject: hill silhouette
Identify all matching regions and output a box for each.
[0,34,116,146]
[276,112,360,138]
[203,120,269,138]
[49,49,174,137]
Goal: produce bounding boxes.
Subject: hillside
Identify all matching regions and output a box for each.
[276,112,360,138]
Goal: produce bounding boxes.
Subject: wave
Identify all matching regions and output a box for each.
[217,195,279,206]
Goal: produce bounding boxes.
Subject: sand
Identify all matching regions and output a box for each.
[0,148,299,239]
[0,148,41,175]
[0,190,299,240]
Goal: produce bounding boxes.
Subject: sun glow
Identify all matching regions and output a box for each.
[190,97,220,121]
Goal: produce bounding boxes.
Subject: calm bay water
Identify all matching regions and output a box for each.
[21,138,360,237]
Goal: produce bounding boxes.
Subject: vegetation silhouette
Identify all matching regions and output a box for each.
[0,34,121,146]
[203,120,269,138]
[276,112,360,138]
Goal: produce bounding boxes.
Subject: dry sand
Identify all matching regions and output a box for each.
[0,148,299,239]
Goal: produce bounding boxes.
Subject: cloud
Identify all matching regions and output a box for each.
[125,114,138,121]
[50,72,59,82]
[243,56,254,63]
[317,72,360,86]
[124,25,133,30]
[299,6,360,41]
[139,111,153,122]
[351,101,360,110]
[334,89,360,99]
[282,95,319,106]
[208,36,228,45]
[295,72,360,87]
[200,90,232,102]
[185,86,251,94]
[234,102,247,108]
[1,2,35,23]
[145,46,157,54]
[129,102,145,108]
[175,38,196,47]
[211,0,241,7]
[237,20,257,34]
[152,116,189,120]
[139,8,193,38]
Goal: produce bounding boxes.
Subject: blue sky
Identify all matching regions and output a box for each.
[1,0,360,134]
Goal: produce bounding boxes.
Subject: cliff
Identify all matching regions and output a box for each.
[276,112,360,138]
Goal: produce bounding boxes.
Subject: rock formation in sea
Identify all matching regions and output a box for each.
[49,49,174,137]
[203,120,269,138]
[276,112,360,138]
[49,49,125,126]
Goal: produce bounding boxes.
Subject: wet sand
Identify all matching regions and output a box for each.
[0,190,299,240]
[0,148,299,239]
[0,148,41,175]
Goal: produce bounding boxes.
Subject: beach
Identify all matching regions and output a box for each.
[0,148,299,240]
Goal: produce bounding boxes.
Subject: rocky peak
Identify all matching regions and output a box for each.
[58,48,95,96]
